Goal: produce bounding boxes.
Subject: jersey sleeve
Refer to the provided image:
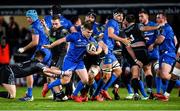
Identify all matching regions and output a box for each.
[29,26,39,35]
[66,32,79,42]
[107,20,116,29]
[35,62,46,70]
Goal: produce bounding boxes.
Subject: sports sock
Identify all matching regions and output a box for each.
[27,87,32,97]
[131,78,140,94]
[48,79,61,89]
[176,80,180,87]
[145,75,153,89]
[103,74,117,91]
[166,80,176,94]
[0,91,10,98]
[73,81,84,96]
[155,76,162,93]
[139,80,148,97]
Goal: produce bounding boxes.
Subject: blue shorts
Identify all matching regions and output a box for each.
[148,47,159,61]
[32,48,52,66]
[159,53,176,67]
[104,52,117,64]
[62,57,85,71]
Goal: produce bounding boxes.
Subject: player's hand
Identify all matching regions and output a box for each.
[40,19,46,27]
[43,45,52,49]
[18,47,25,53]
[148,44,154,51]
[144,37,149,41]
[116,41,121,47]
[88,50,98,55]
[135,60,143,68]
[121,38,131,46]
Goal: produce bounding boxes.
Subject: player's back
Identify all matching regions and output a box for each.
[159,23,176,53]
[31,19,50,50]
[103,19,119,51]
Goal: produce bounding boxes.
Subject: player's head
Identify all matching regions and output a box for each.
[81,22,93,38]
[34,50,46,62]
[156,11,167,24]
[51,15,61,29]
[71,16,82,26]
[138,10,149,24]
[26,10,38,23]
[85,11,96,23]
[50,5,61,15]
[124,14,135,25]
[113,8,124,22]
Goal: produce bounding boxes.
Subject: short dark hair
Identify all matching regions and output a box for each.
[82,22,93,30]
[71,16,79,24]
[157,11,167,18]
[139,9,149,15]
[35,50,46,58]
[113,8,124,15]
[125,14,136,23]
[52,15,60,20]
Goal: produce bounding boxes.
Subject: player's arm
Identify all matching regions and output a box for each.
[22,34,39,52]
[125,45,143,67]
[108,27,130,46]
[43,37,66,49]
[174,35,178,46]
[98,40,108,54]
[140,25,161,32]
[148,34,165,51]
[41,19,50,36]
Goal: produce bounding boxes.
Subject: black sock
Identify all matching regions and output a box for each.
[65,82,73,96]
[131,78,139,94]
[166,80,176,94]
[0,91,10,98]
[145,75,153,89]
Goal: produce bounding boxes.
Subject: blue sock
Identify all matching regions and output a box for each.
[93,79,106,97]
[27,88,32,97]
[92,81,97,90]
[103,74,117,91]
[155,76,162,93]
[176,80,180,87]
[139,80,148,97]
[162,80,168,94]
[73,81,84,96]
[48,79,61,89]
[126,84,133,94]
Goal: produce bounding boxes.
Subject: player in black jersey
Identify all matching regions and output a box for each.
[123,14,151,100]
[0,50,58,99]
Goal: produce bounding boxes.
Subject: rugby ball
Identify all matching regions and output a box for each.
[86,42,97,53]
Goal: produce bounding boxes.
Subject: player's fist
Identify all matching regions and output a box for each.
[18,47,25,53]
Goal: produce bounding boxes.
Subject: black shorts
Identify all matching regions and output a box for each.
[0,65,15,85]
[125,46,150,67]
[83,54,101,70]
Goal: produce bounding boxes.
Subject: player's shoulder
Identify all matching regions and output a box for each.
[164,23,173,31]
[148,21,157,26]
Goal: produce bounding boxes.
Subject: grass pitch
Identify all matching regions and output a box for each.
[0,87,180,110]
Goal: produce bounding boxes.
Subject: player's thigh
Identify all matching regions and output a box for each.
[76,68,88,83]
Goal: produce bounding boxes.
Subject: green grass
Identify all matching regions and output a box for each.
[0,87,180,110]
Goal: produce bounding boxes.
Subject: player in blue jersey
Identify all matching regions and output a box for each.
[138,10,160,97]
[148,12,177,100]
[91,9,131,101]
[44,5,76,33]
[85,11,104,38]
[155,44,180,101]
[71,16,82,32]
[41,22,103,102]
[17,10,52,101]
